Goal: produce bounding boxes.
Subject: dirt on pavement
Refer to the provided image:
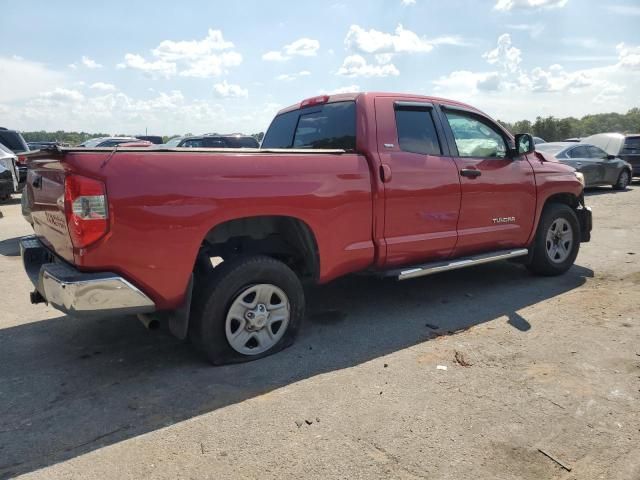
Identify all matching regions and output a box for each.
[0,185,638,480]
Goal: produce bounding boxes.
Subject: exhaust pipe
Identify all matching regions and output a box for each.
[137,313,160,330]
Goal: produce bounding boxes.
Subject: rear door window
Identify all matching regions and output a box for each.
[587,146,606,159]
[262,101,356,150]
[395,108,442,155]
[568,146,589,158]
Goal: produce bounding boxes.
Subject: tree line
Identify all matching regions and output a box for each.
[499,108,640,142]
[17,108,640,145]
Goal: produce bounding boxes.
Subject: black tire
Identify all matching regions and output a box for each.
[527,203,580,276]
[613,169,631,190]
[189,255,305,365]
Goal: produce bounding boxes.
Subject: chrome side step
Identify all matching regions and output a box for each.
[391,248,529,281]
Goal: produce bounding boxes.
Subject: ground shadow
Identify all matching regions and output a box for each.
[584,185,634,196]
[0,195,22,206]
[0,261,593,478]
[0,237,20,257]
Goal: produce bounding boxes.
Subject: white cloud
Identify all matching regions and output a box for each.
[494,0,568,11]
[606,4,640,15]
[90,82,117,92]
[482,33,522,73]
[401,0,416,4]
[616,43,640,70]
[276,70,311,81]
[68,63,78,70]
[38,88,85,103]
[262,38,320,61]
[213,81,248,98]
[432,34,639,121]
[262,51,287,62]
[283,38,320,57]
[119,29,241,78]
[345,24,433,54]
[81,56,103,69]
[337,55,399,77]
[117,53,177,78]
[0,56,66,103]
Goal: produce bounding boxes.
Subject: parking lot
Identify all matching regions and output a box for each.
[0,185,638,479]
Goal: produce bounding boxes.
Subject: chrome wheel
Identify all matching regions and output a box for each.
[225,284,290,355]
[545,218,573,264]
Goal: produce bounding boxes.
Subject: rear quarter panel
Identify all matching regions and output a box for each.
[65,151,374,309]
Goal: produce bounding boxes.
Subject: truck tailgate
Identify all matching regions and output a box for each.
[28,157,75,262]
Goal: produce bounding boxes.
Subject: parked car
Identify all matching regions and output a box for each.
[27,141,69,150]
[0,128,29,189]
[0,143,19,201]
[135,135,163,144]
[533,136,546,145]
[78,137,141,148]
[535,142,632,189]
[581,133,640,178]
[172,134,260,148]
[20,92,591,365]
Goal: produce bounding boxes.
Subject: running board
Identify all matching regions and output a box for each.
[390,248,529,281]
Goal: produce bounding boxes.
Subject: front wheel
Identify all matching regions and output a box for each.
[613,169,630,190]
[527,203,580,276]
[189,255,305,365]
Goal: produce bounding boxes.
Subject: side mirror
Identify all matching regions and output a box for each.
[606,154,616,160]
[514,133,535,156]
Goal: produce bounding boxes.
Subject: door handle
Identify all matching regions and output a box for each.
[380,164,392,183]
[575,162,582,166]
[460,168,481,178]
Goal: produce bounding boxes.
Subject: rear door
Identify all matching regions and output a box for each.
[438,105,536,257]
[375,97,461,267]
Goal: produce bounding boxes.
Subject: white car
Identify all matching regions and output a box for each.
[0,143,19,202]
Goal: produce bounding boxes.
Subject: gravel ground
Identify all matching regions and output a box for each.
[0,185,639,480]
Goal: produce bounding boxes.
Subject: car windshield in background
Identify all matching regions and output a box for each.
[535,143,566,156]
[80,138,104,148]
[0,130,28,152]
[261,101,356,150]
[165,137,183,147]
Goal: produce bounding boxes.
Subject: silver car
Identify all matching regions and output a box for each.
[536,142,633,190]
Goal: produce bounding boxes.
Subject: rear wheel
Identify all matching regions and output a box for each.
[527,203,580,276]
[613,169,630,190]
[189,255,305,365]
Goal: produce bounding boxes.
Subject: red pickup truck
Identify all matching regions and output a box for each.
[21,92,592,364]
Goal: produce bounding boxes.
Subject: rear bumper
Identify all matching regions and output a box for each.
[20,236,155,317]
[576,206,592,243]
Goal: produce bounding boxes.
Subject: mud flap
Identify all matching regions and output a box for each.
[168,275,193,340]
[576,206,592,243]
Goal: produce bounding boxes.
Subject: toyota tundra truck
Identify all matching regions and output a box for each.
[20,92,592,364]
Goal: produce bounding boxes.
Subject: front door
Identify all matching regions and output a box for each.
[567,145,600,186]
[439,106,537,257]
[375,97,461,267]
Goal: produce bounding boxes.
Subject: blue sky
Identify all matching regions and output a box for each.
[1,0,639,135]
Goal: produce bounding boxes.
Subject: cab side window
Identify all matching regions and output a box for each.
[395,108,442,155]
[444,111,507,158]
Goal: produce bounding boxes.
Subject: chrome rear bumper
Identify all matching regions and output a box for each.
[20,236,155,317]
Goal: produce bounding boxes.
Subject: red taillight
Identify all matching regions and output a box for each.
[300,95,329,108]
[64,174,109,249]
[17,155,28,165]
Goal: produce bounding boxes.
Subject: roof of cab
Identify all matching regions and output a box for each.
[276,91,483,116]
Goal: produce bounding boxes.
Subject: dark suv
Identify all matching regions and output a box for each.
[620,135,640,177]
[0,128,30,189]
[176,134,260,148]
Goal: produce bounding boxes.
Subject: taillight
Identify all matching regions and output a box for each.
[17,155,28,165]
[64,174,109,248]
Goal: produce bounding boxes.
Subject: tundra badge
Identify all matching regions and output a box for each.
[493,217,516,224]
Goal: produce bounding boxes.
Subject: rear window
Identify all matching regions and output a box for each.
[262,101,356,150]
[0,130,28,153]
[623,137,640,154]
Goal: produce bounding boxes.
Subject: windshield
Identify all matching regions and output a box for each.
[165,137,183,147]
[80,138,105,148]
[262,101,356,150]
[535,143,566,156]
